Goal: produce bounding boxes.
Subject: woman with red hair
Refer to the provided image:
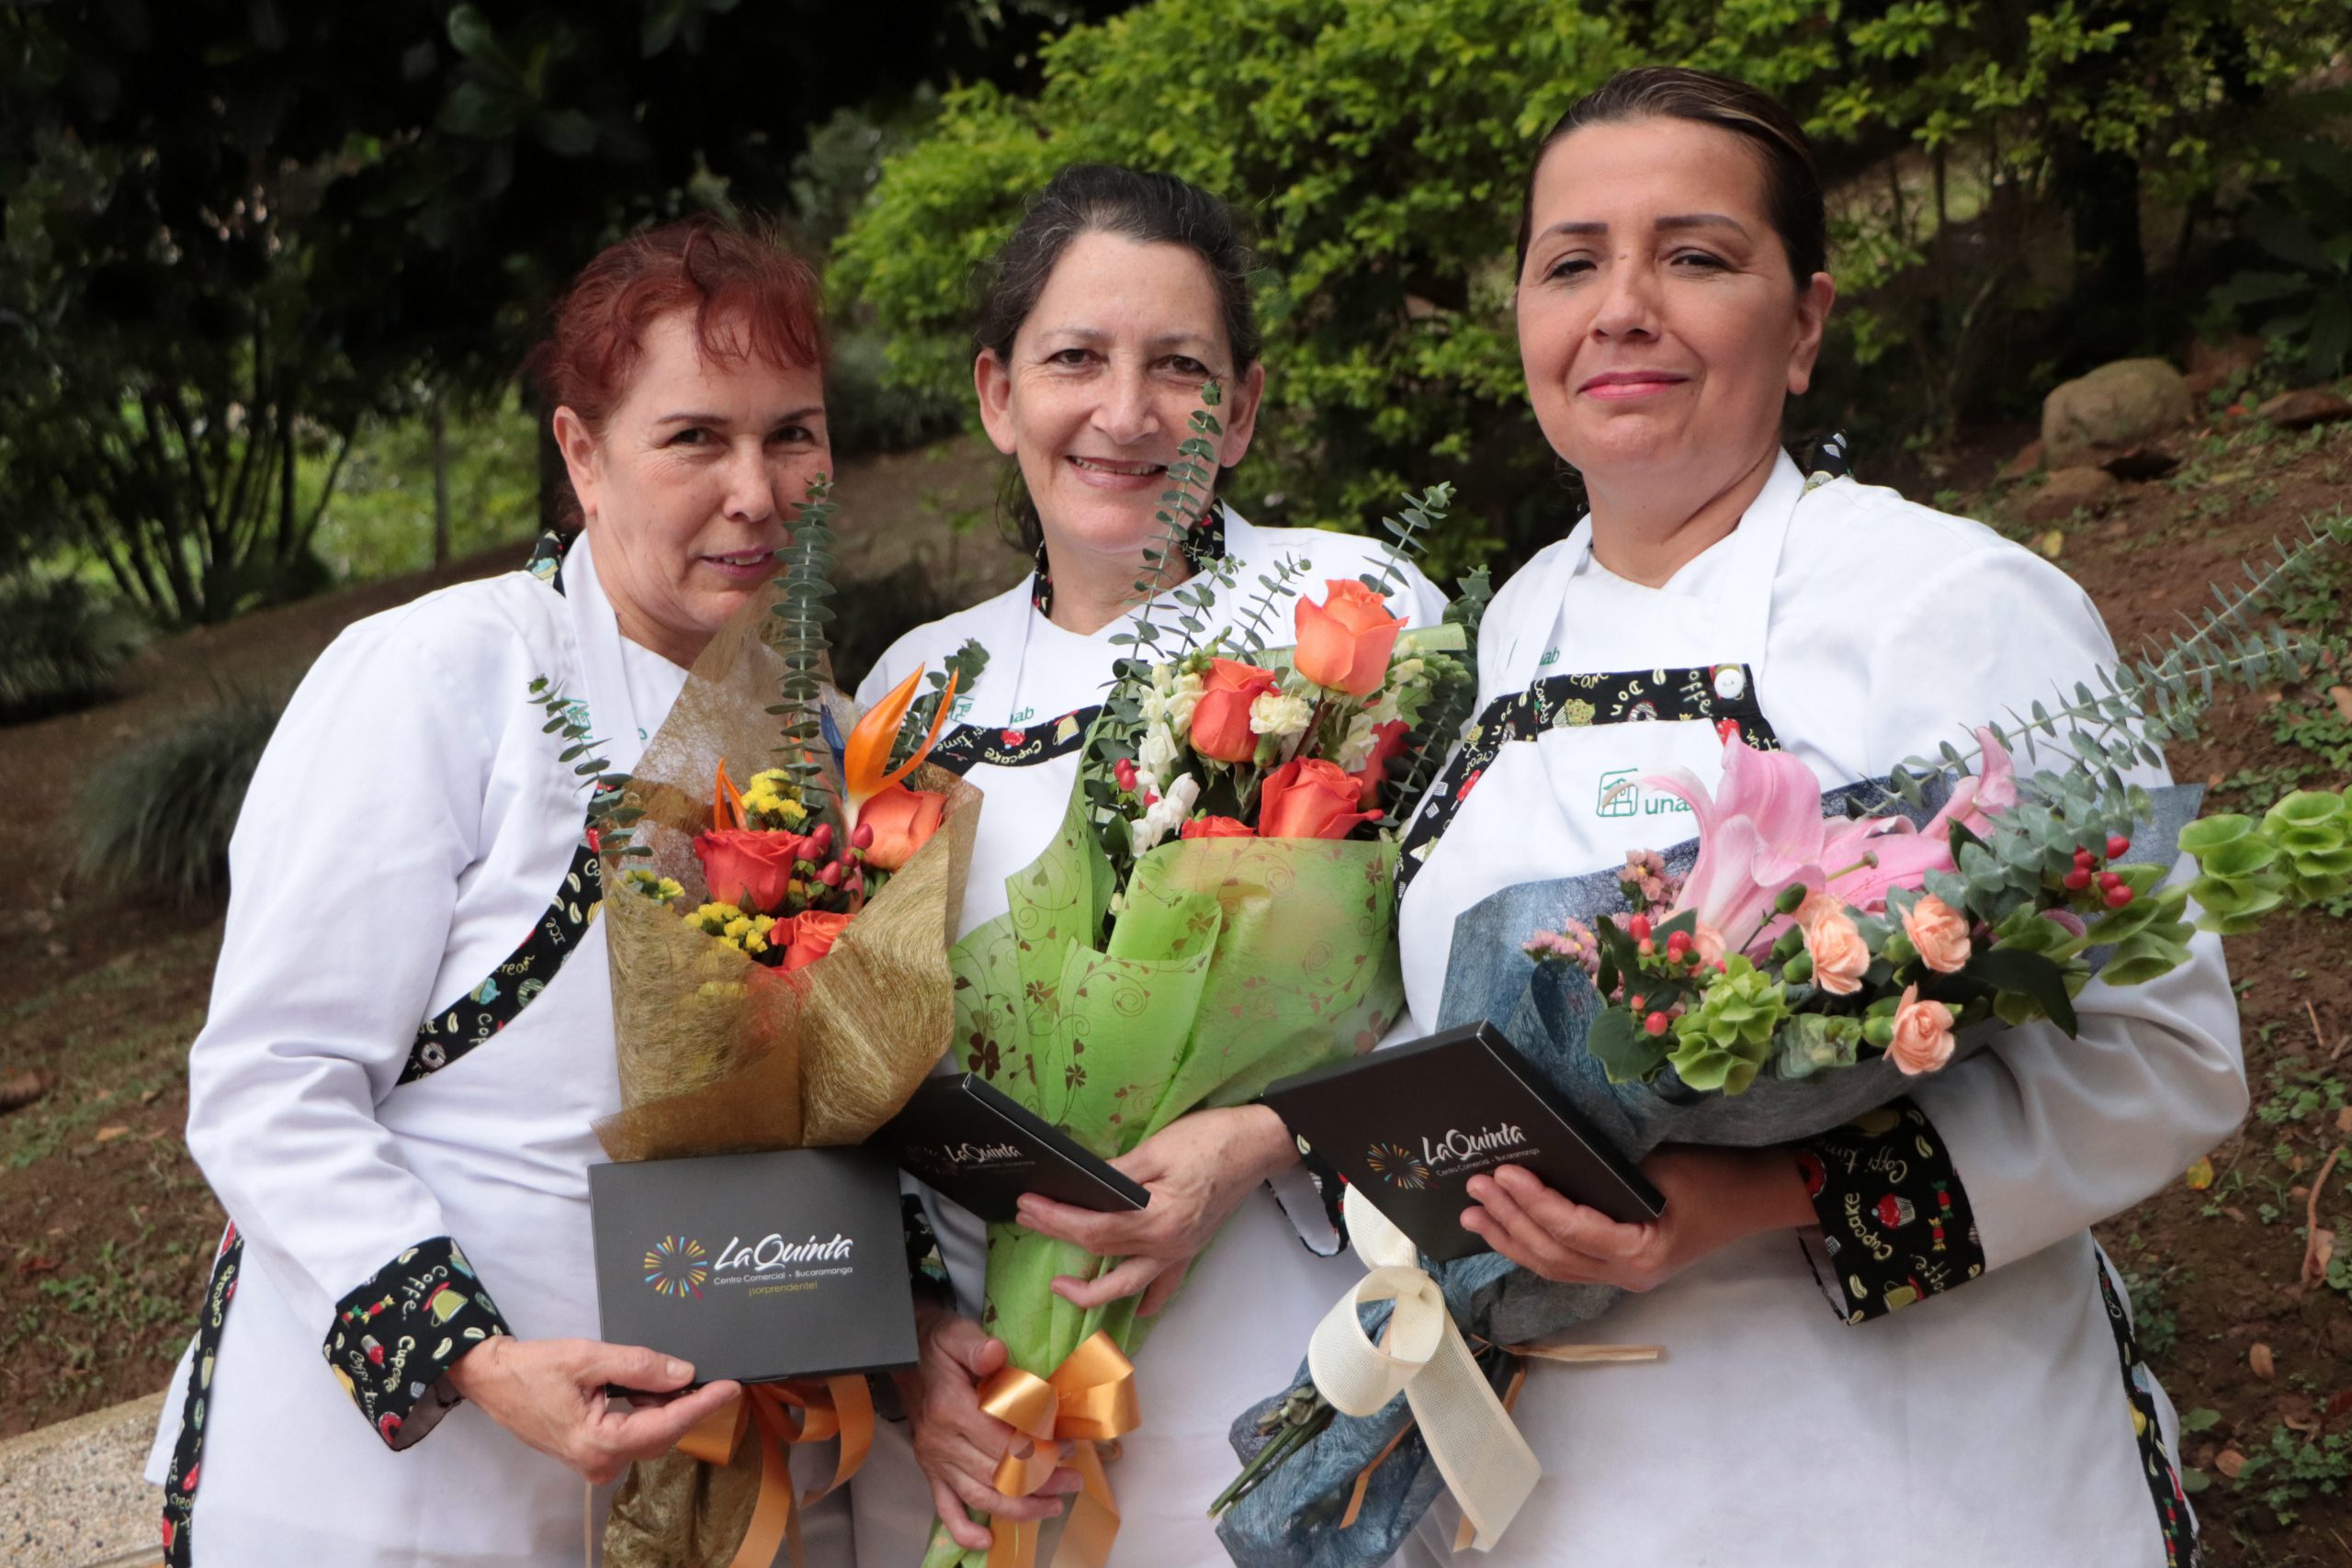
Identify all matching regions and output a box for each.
[142,217,856,1565]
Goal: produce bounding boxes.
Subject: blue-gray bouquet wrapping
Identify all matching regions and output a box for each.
[1214,778,2202,1568]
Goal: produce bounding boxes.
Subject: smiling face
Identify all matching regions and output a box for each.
[555,310,831,667]
[1516,116,1833,508]
[975,231,1262,589]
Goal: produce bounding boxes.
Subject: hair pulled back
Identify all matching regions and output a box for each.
[972,164,1261,557]
[1515,66,1826,291]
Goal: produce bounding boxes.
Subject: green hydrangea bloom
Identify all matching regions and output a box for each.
[1668,956,1789,1096]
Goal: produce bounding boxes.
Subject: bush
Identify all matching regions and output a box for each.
[828,557,981,696]
[825,325,968,457]
[0,576,147,724]
[835,0,2348,578]
[74,694,283,902]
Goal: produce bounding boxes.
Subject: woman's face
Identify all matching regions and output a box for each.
[555,309,831,667]
[975,231,1262,571]
[1515,117,1833,498]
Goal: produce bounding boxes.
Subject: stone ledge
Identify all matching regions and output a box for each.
[0,1393,164,1568]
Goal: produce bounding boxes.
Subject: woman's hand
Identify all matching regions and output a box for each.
[444,1336,743,1485]
[1459,1145,1816,1292]
[1013,1104,1295,1316]
[897,1303,1078,1552]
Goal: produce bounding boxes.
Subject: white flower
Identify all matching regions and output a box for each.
[1249,689,1313,743]
[1166,670,1204,734]
[1137,722,1182,789]
[1334,712,1379,773]
[1131,774,1201,853]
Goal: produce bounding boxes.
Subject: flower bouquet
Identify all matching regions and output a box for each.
[1214,524,2352,1568]
[920,387,1483,1568]
[587,480,983,1568]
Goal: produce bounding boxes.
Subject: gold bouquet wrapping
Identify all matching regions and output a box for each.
[593,589,978,1567]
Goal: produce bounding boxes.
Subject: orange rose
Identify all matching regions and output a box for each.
[1889,985,1957,1075]
[1295,580,1404,698]
[694,829,799,914]
[1350,718,1410,809]
[1795,890,1869,997]
[1189,659,1280,763]
[1180,815,1256,840]
[1259,758,1381,840]
[1900,894,1973,975]
[781,909,853,972]
[856,784,947,873]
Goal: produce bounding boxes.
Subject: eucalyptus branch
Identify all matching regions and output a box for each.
[1231,555,1307,654]
[766,474,841,818]
[527,675,645,855]
[1363,482,1454,597]
[1382,565,1492,830]
[1880,513,2351,813]
[889,637,991,771]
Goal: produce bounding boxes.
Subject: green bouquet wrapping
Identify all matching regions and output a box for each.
[920,774,1404,1568]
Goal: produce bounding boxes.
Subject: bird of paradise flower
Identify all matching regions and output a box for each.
[1363,1142,1431,1190]
[642,1235,709,1299]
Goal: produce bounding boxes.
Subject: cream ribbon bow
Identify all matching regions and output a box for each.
[1306,1183,1541,1551]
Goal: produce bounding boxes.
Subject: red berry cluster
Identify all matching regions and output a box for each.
[2059,834,2134,909]
[1611,913,1718,1037]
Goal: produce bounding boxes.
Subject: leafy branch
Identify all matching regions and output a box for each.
[1231,556,1308,655]
[1359,481,1455,599]
[765,474,841,818]
[529,674,647,855]
[889,637,990,771]
[1382,564,1490,830]
[1884,514,2352,812]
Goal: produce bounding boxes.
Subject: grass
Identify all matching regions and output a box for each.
[74,694,283,902]
[0,574,148,724]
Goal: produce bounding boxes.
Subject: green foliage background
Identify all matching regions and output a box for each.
[833,0,2351,577]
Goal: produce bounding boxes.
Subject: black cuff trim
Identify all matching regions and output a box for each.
[322,1237,511,1450]
[1794,1099,1985,1323]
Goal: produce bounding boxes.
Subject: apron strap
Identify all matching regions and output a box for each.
[1396,664,1778,894]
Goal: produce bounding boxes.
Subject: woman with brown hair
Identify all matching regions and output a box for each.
[1390,67,2241,1566]
[142,218,857,1565]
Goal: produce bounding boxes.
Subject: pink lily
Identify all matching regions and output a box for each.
[1642,728,2018,956]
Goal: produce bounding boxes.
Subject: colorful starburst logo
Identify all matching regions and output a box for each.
[641,1235,709,1300]
[1363,1142,1431,1190]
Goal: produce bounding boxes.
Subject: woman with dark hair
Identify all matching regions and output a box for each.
[141,218,860,1564]
[848,164,1446,1565]
[1392,68,2242,1566]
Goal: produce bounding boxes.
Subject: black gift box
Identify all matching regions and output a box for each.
[1259,1021,1664,1262]
[588,1146,917,1384]
[876,1073,1149,1224]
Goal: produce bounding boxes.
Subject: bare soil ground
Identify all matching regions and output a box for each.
[3,415,2348,1564]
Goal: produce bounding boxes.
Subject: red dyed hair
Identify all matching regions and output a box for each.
[540,215,825,435]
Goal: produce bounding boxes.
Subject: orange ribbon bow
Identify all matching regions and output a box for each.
[675,1376,875,1568]
[976,1331,1141,1568]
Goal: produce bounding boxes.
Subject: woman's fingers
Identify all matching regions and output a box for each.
[1015,1192,1152,1253]
[579,1340,698,1396]
[1136,1257,1192,1318]
[931,1475,994,1552]
[1492,1166,1647,1259]
[1049,1253,1166,1308]
[599,1377,741,1468]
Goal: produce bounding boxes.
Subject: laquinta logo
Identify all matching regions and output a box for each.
[1596,769,1694,821]
[928,1140,1027,1167]
[641,1235,709,1299]
[1363,1141,1432,1190]
[1367,1123,1537,1187]
[713,1232,854,1273]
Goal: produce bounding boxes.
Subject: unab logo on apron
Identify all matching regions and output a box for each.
[1595,768,1697,820]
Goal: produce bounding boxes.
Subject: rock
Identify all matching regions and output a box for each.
[2184,334,2267,397]
[2020,466,2120,524]
[2256,389,2352,431]
[1998,438,2045,481]
[2041,358,2193,469]
[2099,445,2182,481]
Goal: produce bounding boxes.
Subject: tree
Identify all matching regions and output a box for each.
[0,0,1136,623]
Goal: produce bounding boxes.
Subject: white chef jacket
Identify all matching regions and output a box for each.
[846,512,1448,1567]
[1392,455,2245,1567]
[143,536,852,1566]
